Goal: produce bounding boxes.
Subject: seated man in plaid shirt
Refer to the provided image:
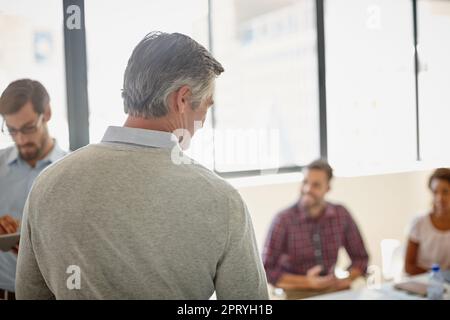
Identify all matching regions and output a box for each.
[263,159,369,297]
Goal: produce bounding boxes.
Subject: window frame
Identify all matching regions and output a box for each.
[62,0,423,177]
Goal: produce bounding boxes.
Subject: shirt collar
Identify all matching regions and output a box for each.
[7,139,66,167]
[6,147,19,165]
[101,126,181,149]
[296,201,337,222]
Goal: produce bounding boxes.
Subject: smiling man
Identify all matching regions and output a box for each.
[263,159,369,299]
[0,79,67,300]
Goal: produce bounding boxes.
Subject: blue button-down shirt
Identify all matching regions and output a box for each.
[0,141,67,291]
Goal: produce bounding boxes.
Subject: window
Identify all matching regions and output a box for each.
[417,0,450,165]
[325,0,417,176]
[0,0,69,151]
[85,0,210,157]
[3,1,446,177]
[210,0,321,173]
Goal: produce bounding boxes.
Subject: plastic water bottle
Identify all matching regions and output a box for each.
[427,264,445,300]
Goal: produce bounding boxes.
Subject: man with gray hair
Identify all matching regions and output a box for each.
[15,32,269,299]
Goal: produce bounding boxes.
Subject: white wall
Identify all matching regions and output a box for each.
[235,170,433,270]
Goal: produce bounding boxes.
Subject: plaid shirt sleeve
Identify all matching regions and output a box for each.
[262,213,288,285]
[341,207,369,274]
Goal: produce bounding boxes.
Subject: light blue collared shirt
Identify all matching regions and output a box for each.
[101,126,180,149]
[0,141,67,291]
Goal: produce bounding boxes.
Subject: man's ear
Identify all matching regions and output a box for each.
[174,85,192,114]
[43,104,52,122]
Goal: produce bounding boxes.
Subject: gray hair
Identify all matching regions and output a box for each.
[122,31,224,118]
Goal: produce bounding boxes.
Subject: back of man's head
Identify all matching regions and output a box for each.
[0,79,50,116]
[122,31,224,119]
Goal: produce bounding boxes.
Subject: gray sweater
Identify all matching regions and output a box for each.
[15,127,268,300]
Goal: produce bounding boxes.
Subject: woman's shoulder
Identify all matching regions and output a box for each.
[406,213,430,240]
[410,213,430,226]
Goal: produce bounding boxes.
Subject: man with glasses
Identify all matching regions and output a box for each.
[0,79,66,300]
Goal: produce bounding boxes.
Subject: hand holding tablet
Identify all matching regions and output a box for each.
[0,233,20,252]
[0,214,21,253]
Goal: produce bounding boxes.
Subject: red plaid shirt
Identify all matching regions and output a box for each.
[262,201,369,285]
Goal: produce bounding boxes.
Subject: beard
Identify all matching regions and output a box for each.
[19,143,41,161]
[18,128,49,162]
[300,192,322,210]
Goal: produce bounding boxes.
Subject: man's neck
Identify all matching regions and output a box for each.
[124,115,178,133]
[26,137,54,168]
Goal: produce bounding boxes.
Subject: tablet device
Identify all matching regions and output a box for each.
[394,281,428,297]
[0,233,20,252]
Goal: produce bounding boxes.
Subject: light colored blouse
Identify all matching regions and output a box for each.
[409,214,450,271]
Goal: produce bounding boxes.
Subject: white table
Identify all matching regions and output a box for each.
[305,274,450,300]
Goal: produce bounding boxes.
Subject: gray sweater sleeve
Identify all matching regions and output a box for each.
[15,195,54,300]
[214,194,269,300]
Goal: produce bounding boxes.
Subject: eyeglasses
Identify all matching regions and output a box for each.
[1,114,44,137]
